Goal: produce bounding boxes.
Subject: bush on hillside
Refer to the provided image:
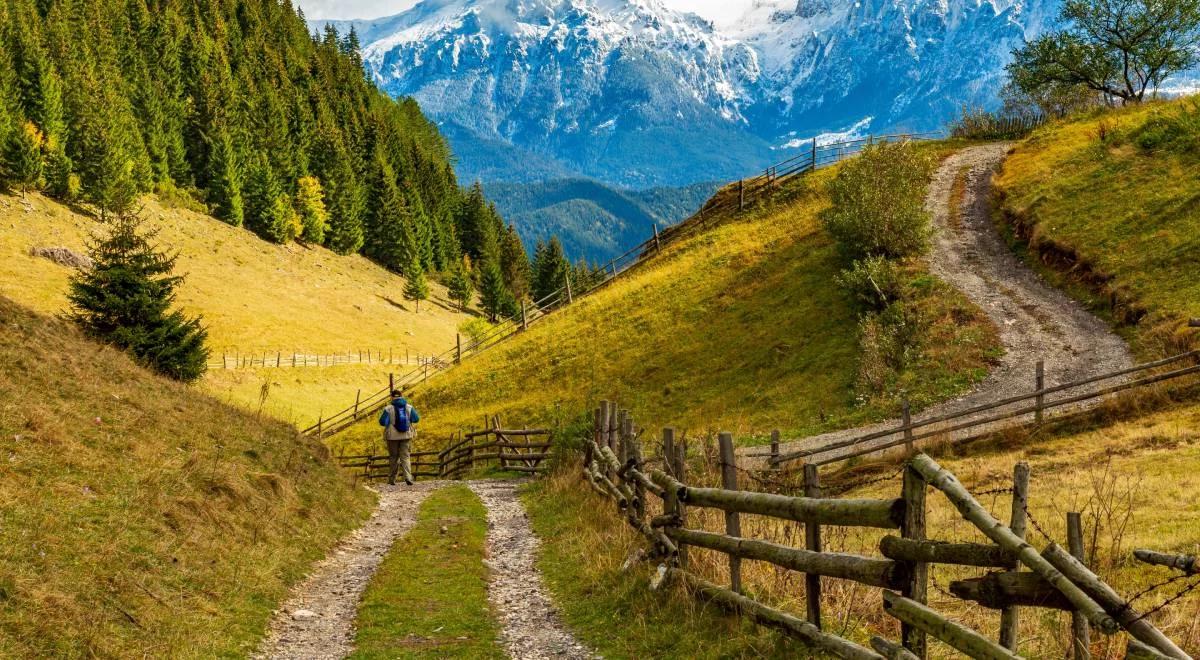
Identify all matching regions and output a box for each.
[836,255,904,311]
[68,210,209,382]
[822,141,935,261]
[855,301,928,398]
[1128,100,1200,153]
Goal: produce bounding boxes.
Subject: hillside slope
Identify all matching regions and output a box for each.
[0,296,374,657]
[335,147,1002,451]
[0,191,470,424]
[995,96,1200,356]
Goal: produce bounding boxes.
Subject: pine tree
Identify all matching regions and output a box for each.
[532,236,571,303]
[479,259,518,322]
[447,259,474,311]
[456,182,499,263]
[403,255,429,312]
[244,155,298,243]
[68,209,209,382]
[206,128,244,226]
[499,223,531,301]
[3,120,43,196]
[295,175,329,244]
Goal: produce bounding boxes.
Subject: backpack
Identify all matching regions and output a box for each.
[392,404,411,433]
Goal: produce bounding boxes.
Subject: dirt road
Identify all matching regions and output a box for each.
[765,144,1132,464]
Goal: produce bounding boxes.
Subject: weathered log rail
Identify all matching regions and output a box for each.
[334,421,554,482]
[582,398,1196,659]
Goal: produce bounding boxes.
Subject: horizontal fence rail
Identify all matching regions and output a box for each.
[582,398,1196,659]
[304,132,939,439]
[756,350,1200,468]
[208,347,447,370]
[335,418,554,482]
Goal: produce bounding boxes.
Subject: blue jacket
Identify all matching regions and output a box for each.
[379,398,420,428]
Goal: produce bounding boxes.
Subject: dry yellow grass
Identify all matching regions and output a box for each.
[333,152,1001,455]
[0,191,469,421]
[0,295,375,657]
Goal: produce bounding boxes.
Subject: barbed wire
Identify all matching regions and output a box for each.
[1132,575,1200,622]
[1021,502,1057,544]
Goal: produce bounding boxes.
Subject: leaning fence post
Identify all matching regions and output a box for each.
[999,461,1030,651]
[770,430,781,469]
[902,398,914,454]
[1067,512,1091,659]
[901,462,928,658]
[717,432,742,593]
[1035,360,1046,424]
[353,389,361,420]
[803,463,823,629]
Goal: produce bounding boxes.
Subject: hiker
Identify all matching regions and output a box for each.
[378,390,420,485]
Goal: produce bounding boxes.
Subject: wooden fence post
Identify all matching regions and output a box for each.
[456,334,462,364]
[1035,360,1045,424]
[423,363,429,382]
[674,438,688,568]
[521,302,528,330]
[738,179,745,211]
[901,463,927,658]
[902,399,914,454]
[389,373,394,393]
[804,463,823,629]
[628,416,644,520]
[811,137,818,171]
[1067,512,1091,659]
[653,223,662,252]
[353,389,361,420]
[999,461,1030,650]
[317,414,323,438]
[718,432,742,593]
[770,430,781,469]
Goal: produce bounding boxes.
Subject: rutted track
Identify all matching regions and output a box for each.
[253,482,440,660]
[764,144,1133,464]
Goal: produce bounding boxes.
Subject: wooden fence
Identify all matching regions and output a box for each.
[208,348,446,370]
[301,132,936,439]
[335,422,553,482]
[754,350,1200,468]
[584,399,1197,659]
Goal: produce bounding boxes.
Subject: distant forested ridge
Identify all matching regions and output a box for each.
[0,0,514,281]
[485,178,720,262]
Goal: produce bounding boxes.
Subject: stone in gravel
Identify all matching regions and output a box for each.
[291,610,319,621]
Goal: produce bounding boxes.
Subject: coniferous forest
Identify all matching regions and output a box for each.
[0,0,552,306]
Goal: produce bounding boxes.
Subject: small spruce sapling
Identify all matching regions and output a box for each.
[68,209,209,382]
[403,256,429,312]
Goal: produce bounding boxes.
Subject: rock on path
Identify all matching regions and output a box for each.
[468,480,596,660]
[253,481,441,660]
[759,144,1133,464]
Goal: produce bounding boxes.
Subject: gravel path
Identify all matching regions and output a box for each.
[468,480,595,660]
[253,482,441,660]
[758,144,1133,464]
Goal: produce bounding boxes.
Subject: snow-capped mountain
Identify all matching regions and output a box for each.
[322,0,1055,186]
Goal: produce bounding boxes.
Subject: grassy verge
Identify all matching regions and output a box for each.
[524,470,804,659]
[350,484,502,660]
[333,142,1000,452]
[994,95,1200,357]
[0,297,375,657]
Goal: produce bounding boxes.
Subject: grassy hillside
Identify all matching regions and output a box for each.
[995,95,1200,356]
[0,191,470,424]
[0,296,375,657]
[335,148,1001,452]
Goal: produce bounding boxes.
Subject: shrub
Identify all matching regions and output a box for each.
[458,317,496,348]
[822,141,935,261]
[836,255,904,311]
[855,301,926,397]
[1128,101,1200,153]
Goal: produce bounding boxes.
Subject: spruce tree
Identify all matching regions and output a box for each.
[403,255,430,312]
[295,175,329,244]
[3,120,43,196]
[207,128,244,227]
[447,259,474,311]
[479,259,518,322]
[532,236,571,303]
[68,209,209,382]
[499,223,531,301]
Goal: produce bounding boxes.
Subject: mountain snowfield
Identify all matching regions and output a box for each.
[324,0,1055,187]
